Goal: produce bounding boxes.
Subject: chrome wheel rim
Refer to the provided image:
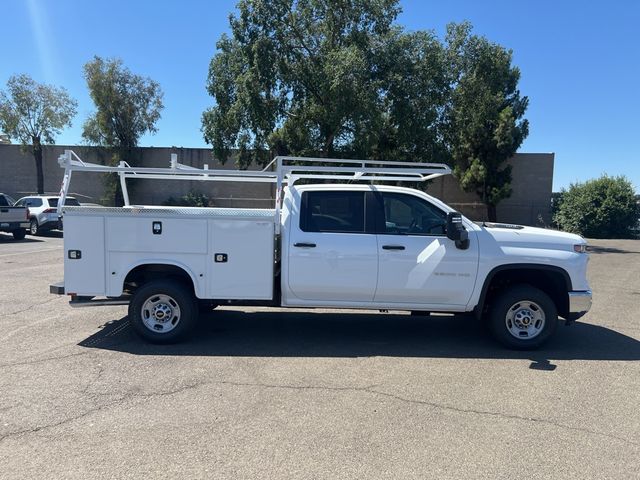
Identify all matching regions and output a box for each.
[505,300,545,340]
[30,220,37,235]
[141,294,181,333]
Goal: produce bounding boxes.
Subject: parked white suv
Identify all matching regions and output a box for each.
[15,196,80,235]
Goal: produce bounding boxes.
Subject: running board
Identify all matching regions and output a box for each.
[69,296,131,308]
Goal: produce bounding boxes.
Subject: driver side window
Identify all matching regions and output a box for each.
[381,193,446,236]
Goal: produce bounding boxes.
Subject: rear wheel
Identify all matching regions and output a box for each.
[128,280,198,343]
[29,218,39,235]
[488,285,558,350]
[12,229,26,240]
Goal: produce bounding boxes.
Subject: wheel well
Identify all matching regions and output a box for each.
[123,264,195,294]
[478,266,571,319]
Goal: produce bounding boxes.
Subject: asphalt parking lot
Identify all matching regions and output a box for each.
[0,233,638,479]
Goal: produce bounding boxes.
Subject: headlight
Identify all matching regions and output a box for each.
[573,244,588,253]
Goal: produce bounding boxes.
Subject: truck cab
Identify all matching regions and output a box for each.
[282,184,478,309]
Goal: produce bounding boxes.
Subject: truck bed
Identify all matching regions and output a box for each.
[61,205,277,300]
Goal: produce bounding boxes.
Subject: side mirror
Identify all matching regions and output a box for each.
[446,212,469,250]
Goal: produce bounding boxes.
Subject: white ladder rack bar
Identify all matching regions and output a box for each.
[57,150,452,227]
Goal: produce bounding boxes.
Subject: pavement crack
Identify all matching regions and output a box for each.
[0,395,128,443]
[3,297,57,317]
[80,358,105,395]
[0,350,90,369]
[2,378,637,449]
[0,381,206,443]
[363,388,640,448]
[215,380,640,448]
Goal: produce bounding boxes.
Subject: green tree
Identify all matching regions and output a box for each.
[554,175,639,238]
[445,22,529,221]
[202,0,450,167]
[82,56,164,204]
[0,74,77,194]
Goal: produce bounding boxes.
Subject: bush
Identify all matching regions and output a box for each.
[162,191,210,207]
[553,175,639,238]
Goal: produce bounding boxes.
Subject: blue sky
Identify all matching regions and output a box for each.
[1,0,638,192]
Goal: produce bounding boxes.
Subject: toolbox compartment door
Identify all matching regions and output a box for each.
[208,219,274,300]
[63,215,106,296]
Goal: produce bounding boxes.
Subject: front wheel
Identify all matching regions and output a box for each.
[488,285,558,350]
[128,280,198,343]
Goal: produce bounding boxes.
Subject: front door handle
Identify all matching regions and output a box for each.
[382,245,405,250]
[294,242,316,248]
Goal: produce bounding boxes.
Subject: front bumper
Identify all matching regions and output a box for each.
[567,290,592,320]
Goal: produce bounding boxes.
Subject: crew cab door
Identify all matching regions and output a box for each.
[286,190,378,302]
[373,192,478,306]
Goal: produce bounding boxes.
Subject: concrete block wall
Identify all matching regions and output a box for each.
[427,152,555,225]
[0,144,553,225]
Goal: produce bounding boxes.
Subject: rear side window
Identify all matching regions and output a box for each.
[300,191,365,233]
[0,195,9,207]
[48,198,80,207]
[25,198,42,207]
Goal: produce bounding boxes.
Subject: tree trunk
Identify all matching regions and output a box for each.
[487,203,497,222]
[323,131,335,157]
[32,137,44,194]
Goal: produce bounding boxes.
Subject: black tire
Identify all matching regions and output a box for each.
[12,229,26,240]
[488,285,558,350]
[128,280,198,344]
[29,218,39,236]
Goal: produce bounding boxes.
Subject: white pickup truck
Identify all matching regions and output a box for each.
[50,151,591,349]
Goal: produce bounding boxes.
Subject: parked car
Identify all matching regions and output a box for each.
[0,193,30,240]
[15,195,80,235]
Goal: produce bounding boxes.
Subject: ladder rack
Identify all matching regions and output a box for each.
[56,150,452,227]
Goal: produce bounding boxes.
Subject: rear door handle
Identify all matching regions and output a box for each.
[382,245,405,250]
[0,209,8,213]
[294,242,316,248]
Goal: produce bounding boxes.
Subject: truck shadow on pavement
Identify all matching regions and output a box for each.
[78,310,640,364]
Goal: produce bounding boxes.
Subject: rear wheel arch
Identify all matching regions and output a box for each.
[123,262,199,297]
[476,264,572,319]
